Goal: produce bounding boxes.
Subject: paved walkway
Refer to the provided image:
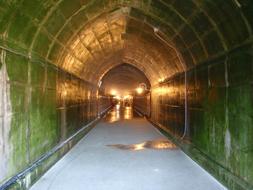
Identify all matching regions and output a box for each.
[31,105,226,190]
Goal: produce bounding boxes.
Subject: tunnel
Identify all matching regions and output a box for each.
[0,0,253,189]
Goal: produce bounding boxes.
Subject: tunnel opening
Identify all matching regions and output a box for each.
[0,1,253,190]
[98,63,151,122]
[99,63,151,97]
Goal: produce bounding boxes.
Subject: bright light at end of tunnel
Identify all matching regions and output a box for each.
[115,95,121,100]
[110,89,117,96]
[123,95,132,99]
[136,87,144,94]
[158,78,165,83]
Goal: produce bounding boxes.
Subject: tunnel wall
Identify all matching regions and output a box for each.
[148,45,253,190]
[151,73,186,138]
[133,94,151,117]
[0,48,112,188]
[57,70,98,139]
[98,95,113,116]
[0,0,253,189]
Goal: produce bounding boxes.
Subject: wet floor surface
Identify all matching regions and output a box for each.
[107,138,178,151]
[31,105,226,190]
[104,104,139,123]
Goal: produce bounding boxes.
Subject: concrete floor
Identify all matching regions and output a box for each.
[31,105,227,190]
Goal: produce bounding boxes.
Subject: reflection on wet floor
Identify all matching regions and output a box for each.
[105,104,136,123]
[107,138,178,151]
[105,105,176,151]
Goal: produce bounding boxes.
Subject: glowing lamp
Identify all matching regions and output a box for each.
[110,89,117,96]
[136,87,144,94]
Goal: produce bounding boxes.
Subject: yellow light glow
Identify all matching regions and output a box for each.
[110,89,117,96]
[116,104,120,110]
[123,95,132,99]
[115,95,121,100]
[158,78,165,83]
[136,87,144,94]
[62,90,67,97]
[133,143,145,151]
[124,107,132,119]
[108,104,121,123]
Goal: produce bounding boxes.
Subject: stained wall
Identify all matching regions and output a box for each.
[145,45,253,190]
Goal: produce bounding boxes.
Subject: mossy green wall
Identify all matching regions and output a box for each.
[0,1,112,186]
[1,0,253,189]
[149,45,253,190]
[0,48,111,187]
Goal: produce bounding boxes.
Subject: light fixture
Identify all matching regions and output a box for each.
[158,78,165,83]
[135,83,148,95]
[110,89,117,96]
[136,87,144,94]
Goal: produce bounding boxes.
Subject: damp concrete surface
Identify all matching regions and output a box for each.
[31,106,227,190]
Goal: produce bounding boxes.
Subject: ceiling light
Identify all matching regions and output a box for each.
[136,87,144,94]
[110,89,117,96]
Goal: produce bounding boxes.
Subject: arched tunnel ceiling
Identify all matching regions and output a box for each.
[1,0,252,85]
[50,8,182,84]
[100,63,150,96]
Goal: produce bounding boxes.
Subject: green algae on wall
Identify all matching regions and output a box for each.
[149,45,253,190]
[0,47,111,187]
[1,0,253,189]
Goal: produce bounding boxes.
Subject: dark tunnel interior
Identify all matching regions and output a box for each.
[0,0,253,190]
